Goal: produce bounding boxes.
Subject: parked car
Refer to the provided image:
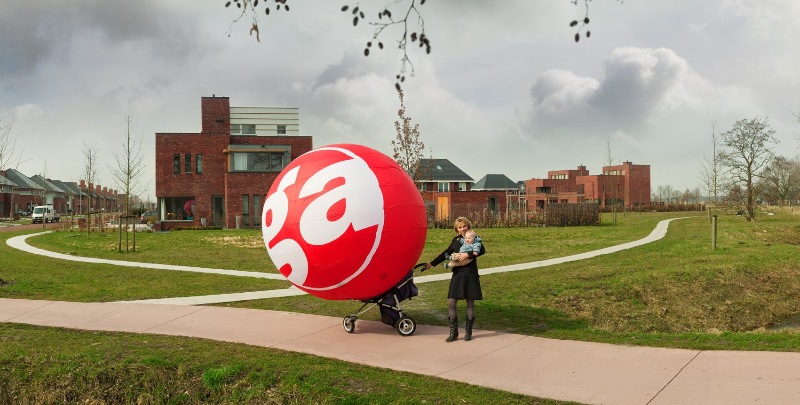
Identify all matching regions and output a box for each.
[140,210,158,224]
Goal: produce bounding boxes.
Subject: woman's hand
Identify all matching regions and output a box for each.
[455,253,468,261]
[424,263,432,270]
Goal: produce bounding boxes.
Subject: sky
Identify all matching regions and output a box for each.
[1,0,799,201]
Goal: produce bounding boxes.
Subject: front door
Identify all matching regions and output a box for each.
[211,195,225,227]
[437,196,449,220]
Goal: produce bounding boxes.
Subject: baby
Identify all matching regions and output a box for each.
[444,229,482,270]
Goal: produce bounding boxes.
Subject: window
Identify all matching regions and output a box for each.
[488,197,497,213]
[196,154,203,174]
[230,151,286,172]
[174,154,180,174]
[159,197,195,221]
[253,194,261,227]
[242,195,250,228]
[185,154,191,174]
[231,124,256,135]
[459,182,467,191]
[277,125,286,135]
[438,182,450,192]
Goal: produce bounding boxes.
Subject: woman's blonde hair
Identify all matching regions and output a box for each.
[453,217,472,234]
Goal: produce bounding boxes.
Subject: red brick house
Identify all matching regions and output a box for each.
[155,96,312,230]
[2,169,45,215]
[526,161,650,209]
[417,159,522,221]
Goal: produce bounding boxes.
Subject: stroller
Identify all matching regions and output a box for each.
[342,263,426,336]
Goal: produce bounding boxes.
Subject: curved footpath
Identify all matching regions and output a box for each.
[9,217,689,305]
[4,218,800,404]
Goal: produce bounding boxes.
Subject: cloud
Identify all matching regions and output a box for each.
[0,0,202,76]
[521,47,722,138]
[12,103,44,121]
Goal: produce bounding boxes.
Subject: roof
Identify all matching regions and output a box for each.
[4,169,44,190]
[0,173,18,188]
[419,159,474,182]
[472,174,521,191]
[31,175,65,193]
[50,180,77,196]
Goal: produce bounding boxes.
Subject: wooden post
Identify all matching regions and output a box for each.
[132,215,136,252]
[712,215,717,251]
[118,215,122,252]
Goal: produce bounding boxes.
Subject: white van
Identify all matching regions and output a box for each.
[31,205,60,224]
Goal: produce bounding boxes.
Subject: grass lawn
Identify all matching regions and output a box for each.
[28,211,684,275]
[9,210,800,350]
[3,209,800,402]
[0,323,572,404]
[0,229,289,302]
[210,209,800,352]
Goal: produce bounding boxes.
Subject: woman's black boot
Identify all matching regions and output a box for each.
[464,317,475,341]
[445,317,459,342]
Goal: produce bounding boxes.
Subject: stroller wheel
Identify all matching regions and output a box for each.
[396,316,416,337]
[343,316,356,333]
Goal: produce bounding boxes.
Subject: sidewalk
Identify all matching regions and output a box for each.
[3,298,800,405]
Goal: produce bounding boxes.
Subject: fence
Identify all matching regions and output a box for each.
[427,202,600,228]
[603,203,705,213]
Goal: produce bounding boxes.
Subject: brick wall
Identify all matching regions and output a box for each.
[201,96,230,134]
[156,94,315,229]
[155,133,228,225]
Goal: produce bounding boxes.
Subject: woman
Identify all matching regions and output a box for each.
[424,217,485,342]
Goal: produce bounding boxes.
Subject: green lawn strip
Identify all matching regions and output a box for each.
[0,323,572,405]
[26,229,279,273]
[216,211,800,352]
[0,229,289,302]
[26,212,688,275]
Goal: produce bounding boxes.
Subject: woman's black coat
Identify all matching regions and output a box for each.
[430,235,485,300]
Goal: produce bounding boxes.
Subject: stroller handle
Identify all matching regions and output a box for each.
[414,262,428,273]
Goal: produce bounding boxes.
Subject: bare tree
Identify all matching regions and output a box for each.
[36,162,49,228]
[391,90,432,191]
[794,108,800,147]
[604,137,619,225]
[109,101,146,216]
[691,187,702,203]
[760,155,800,205]
[719,117,778,221]
[223,1,617,90]
[669,188,682,204]
[698,116,727,210]
[82,142,100,234]
[662,184,674,203]
[0,112,26,171]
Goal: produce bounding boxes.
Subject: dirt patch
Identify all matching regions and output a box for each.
[0,278,13,287]
[203,236,264,249]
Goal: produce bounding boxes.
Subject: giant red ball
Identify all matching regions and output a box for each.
[262,144,427,300]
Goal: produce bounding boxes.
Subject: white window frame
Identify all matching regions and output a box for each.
[231,124,256,135]
[438,182,450,192]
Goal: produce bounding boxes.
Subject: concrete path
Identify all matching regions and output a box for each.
[3,298,800,405]
[7,217,693,305]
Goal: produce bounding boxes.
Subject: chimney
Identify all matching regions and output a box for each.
[201,96,231,134]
